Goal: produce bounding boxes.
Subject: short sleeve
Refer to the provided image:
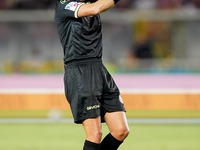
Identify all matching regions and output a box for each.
[56,0,85,19]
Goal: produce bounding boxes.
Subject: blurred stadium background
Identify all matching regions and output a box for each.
[0,0,200,150]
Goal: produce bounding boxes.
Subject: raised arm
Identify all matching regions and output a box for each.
[77,0,119,18]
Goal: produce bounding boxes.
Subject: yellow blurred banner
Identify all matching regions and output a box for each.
[0,94,69,110]
[0,93,200,110]
[122,94,200,110]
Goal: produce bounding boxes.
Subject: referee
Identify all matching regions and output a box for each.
[55,0,129,150]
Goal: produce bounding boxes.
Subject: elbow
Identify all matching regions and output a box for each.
[92,6,101,15]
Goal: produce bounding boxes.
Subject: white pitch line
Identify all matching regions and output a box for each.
[0,88,200,94]
[120,88,200,94]
[0,118,200,124]
[0,88,64,94]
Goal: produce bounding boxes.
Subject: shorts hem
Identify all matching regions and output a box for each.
[74,114,101,124]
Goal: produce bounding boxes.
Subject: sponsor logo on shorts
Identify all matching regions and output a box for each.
[87,105,100,110]
[119,95,124,104]
[65,2,79,11]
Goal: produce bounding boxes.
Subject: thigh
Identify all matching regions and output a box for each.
[82,116,102,143]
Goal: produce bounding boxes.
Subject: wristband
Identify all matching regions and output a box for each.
[113,0,120,4]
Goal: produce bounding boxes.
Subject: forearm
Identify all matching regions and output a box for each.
[78,0,118,18]
[94,0,115,13]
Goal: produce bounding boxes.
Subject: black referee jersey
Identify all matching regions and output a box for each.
[55,0,103,64]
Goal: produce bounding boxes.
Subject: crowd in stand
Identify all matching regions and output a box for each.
[0,0,200,10]
[116,0,200,9]
[0,0,56,9]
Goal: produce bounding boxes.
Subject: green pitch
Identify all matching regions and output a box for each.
[0,123,199,150]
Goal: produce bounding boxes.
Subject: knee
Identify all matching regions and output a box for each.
[124,128,130,139]
[119,127,130,140]
[87,129,102,143]
[112,126,130,141]
[94,130,103,140]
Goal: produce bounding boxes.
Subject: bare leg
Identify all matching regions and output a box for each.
[99,111,129,150]
[82,116,102,144]
[104,111,129,141]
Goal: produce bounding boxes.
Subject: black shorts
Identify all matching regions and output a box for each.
[64,58,126,124]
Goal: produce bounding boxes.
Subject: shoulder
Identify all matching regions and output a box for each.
[56,0,84,9]
[56,0,85,18]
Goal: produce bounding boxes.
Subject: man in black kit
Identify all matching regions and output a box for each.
[55,0,129,150]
